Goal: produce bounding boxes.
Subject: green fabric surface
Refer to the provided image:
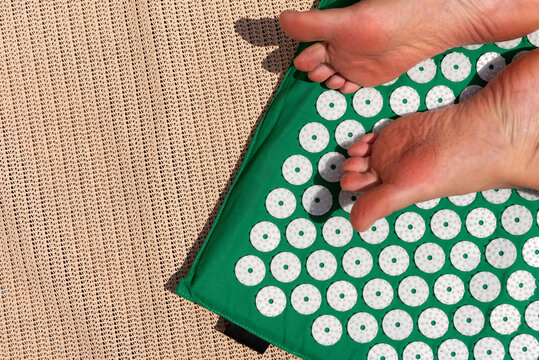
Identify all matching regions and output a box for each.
[176,1,539,358]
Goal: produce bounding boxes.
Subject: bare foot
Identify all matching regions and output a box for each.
[340,49,539,231]
[280,0,539,92]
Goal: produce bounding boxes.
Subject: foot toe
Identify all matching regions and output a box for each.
[347,141,372,157]
[293,42,328,72]
[339,81,361,94]
[340,171,379,192]
[308,63,336,82]
[342,157,370,173]
[325,73,346,89]
[279,9,331,42]
[350,184,417,232]
[360,133,377,144]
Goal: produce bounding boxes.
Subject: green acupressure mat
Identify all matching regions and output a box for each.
[176,1,539,358]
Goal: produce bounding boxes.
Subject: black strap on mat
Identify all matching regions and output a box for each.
[224,322,270,354]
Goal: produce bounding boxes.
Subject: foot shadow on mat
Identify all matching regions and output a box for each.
[165,7,318,336]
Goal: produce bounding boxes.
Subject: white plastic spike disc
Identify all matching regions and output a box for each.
[438,339,469,360]
[407,58,437,83]
[395,211,426,242]
[291,284,322,315]
[347,312,378,343]
[509,334,539,360]
[282,155,313,185]
[489,304,521,335]
[463,44,483,50]
[352,87,383,117]
[507,270,536,301]
[255,286,286,317]
[441,52,471,82]
[517,188,539,201]
[469,271,501,303]
[495,37,521,49]
[476,52,506,82]
[338,190,361,213]
[465,207,496,238]
[367,344,398,360]
[448,192,476,206]
[302,185,332,216]
[501,204,533,235]
[363,278,393,309]
[418,308,449,339]
[316,90,346,120]
[250,221,281,252]
[481,188,511,204]
[285,218,316,249]
[528,29,539,46]
[430,209,461,240]
[382,78,398,86]
[403,342,433,360]
[382,309,413,341]
[522,237,539,267]
[311,315,342,346]
[372,118,394,134]
[474,337,505,360]
[414,242,445,273]
[265,188,296,219]
[524,301,539,331]
[306,250,337,281]
[235,255,265,286]
[453,305,485,336]
[359,218,389,244]
[379,245,409,276]
[398,276,429,307]
[450,241,481,272]
[342,247,373,278]
[335,120,365,149]
[485,238,517,269]
[434,274,465,305]
[425,85,455,110]
[270,252,301,283]
[322,216,353,247]
[389,86,420,115]
[326,280,357,312]
[415,198,440,209]
[318,152,346,183]
[299,122,330,153]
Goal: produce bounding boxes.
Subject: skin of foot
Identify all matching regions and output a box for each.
[340,49,539,232]
[279,0,539,92]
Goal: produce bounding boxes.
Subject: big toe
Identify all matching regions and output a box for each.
[350,184,418,232]
[279,9,333,42]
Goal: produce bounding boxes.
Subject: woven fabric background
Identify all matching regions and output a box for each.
[0,0,315,358]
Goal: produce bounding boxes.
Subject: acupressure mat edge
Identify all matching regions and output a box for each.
[176,1,539,359]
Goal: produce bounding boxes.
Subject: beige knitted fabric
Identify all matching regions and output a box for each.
[0,0,315,358]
